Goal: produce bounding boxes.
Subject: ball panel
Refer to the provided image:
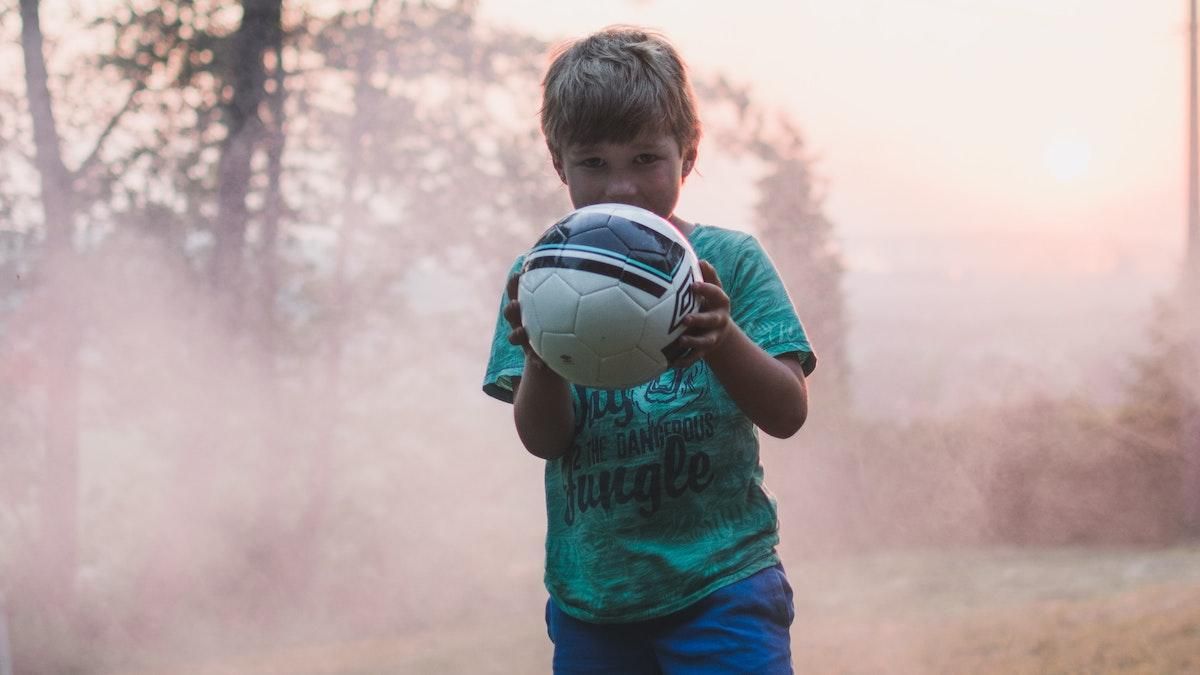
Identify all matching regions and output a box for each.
[528,272,581,334]
[517,283,545,356]
[605,202,690,254]
[561,217,632,259]
[576,287,648,357]
[597,349,663,389]
[608,225,683,279]
[558,265,621,297]
[540,332,600,385]
[638,344,672,369]
[641,291,690,350]
[530,222,568,248]
[519,266,556,294]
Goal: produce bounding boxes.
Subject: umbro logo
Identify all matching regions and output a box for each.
[669,268,697,333]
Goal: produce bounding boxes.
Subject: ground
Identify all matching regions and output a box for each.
[123,546,1200,674]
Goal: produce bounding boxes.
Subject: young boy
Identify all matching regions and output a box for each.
[482,26,816,674]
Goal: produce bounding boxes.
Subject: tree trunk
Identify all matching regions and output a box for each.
[257,36,286,360]
[19,0,81,612]
[210,0,283,320]
[16,3,85,672]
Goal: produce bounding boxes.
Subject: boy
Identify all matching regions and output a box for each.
[482,26,816,674]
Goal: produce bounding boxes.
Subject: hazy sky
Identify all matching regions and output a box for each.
[16,0,1185,413]
[478,0,1190,412]
[480,0,1187,275]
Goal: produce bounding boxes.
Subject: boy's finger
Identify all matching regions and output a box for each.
[503,300,522,327]
[679,331,718,351]
[506,273,521,301]
[698,259,722,288]
[683,312,719,330]
[689,281,729,310]
[508,326,529,347]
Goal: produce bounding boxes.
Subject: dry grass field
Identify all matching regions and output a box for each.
[787,547,1200,674]
[122,546,1200,675]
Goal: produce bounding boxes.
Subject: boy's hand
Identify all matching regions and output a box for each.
[504,273,550,371]
[670,260,733,371]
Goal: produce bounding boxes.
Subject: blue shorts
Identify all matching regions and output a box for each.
[545,563,795,674]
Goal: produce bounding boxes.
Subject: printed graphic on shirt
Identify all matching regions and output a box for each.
[483,225,815,621]
[559,364,717,526]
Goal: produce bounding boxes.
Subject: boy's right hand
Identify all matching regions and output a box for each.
[504,274,549,370]
[504,273,574,459]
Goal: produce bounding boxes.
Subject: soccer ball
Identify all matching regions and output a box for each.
[518,203,702,389]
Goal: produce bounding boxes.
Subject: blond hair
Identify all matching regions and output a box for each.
[540,26,702,161]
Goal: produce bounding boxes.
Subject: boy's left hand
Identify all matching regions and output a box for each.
[670,260,732,371]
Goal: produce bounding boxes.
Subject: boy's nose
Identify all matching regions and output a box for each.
[604,175,637,199]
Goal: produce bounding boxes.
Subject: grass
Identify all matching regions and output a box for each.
[120,546,1200,674]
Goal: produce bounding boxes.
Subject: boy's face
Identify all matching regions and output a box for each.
[554,129,696,223]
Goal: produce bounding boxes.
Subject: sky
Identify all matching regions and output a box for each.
[479,0,1191,414]
[479,0,1185,249]
[10,0,1188,415]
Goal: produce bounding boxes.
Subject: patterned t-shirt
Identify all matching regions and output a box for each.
[482,224,816,623]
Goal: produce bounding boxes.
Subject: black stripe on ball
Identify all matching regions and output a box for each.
[524,255,669,298]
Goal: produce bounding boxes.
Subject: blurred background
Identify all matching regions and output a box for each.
[3,0,1199,672]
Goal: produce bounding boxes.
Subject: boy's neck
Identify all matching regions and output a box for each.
[669,214,695,237]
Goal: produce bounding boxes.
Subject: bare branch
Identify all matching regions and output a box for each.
[71,79,146,187]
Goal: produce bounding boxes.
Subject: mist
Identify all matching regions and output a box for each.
[3,1,1199,674]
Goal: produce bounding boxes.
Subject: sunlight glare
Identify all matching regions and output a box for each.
[1042,136,1092,183]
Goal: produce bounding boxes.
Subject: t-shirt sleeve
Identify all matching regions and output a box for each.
[726,235,817,376]
[482,257,527,403]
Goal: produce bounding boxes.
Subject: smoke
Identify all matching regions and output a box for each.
[3,4,1196,673]
[0,225,554,672]
[4,159,1193,675]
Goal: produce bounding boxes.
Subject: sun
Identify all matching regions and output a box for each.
[1042,136,1093,183]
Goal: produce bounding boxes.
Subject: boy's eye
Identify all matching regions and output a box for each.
[580,157,605,168]
[634,154,660,165]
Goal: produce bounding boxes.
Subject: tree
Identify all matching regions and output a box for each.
[0,1,847,660]
[752,121,850,413]
[698,76,850,413]
[211,0,283,320]
[14,1,95,670]
[18,0,80,616]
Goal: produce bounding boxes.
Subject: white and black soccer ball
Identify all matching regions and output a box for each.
[518,203,702,389]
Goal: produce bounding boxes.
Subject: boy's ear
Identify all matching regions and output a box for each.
[551,155,567,184]
[682,147,698,179]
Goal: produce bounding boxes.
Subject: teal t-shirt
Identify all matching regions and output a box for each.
[482,224,816,623]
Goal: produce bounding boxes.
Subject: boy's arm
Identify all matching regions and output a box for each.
[673,260,808,438]
[511,363,575,460]
[697,327,808,438]
[505,274,575,460]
